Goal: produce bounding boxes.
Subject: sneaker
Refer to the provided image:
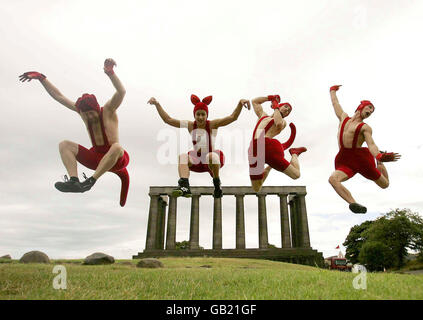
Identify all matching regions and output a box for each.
[349,203,367,214]
[55,176,83,193]
[171,186,192,198]
[80,176,96,193]
[213,187,223,198]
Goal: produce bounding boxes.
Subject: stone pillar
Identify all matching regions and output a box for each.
[145,194,159,251]
[257,194,268,249]
[165,196,178,250]
[235,194,246,249]
[189,195,200,249]
[279,194,292,248]
[156,196,167,250]
[297,194,311,248]
[289,195,300,248]
[213,197,223,249]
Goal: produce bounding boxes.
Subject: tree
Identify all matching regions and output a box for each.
[358,241,395,271]
[343,220,374,264]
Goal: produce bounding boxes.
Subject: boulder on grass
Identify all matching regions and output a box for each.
[136,258,164,268]
[19,251,50,264]
[0,255,11,260]
[83,252,115,265]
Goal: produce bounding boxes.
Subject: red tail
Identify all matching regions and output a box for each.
[113,168,129,207]
[282,123,296,149]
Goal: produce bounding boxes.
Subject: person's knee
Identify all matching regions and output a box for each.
[378,179,389,189]
[207,153,220,166]
[328,175,339,186]
[291,170,300,180]
[59,140,77,154]
[110,143,124,157]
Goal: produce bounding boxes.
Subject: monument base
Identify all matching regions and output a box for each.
[133,248,324,268]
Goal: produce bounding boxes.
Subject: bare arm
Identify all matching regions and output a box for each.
[362,125,380,157]
[40,79,78,112]
[251,96,269,118]
[102,59,126,113]
[210,99,250,128]
[148,97,188,128]
[273,108,286,131]
[330,86,348,121]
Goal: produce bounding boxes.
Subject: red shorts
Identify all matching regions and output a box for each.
[76,145,130,173]
[335,147,381,181]
[188,150,225,177]
[248,137,290,180]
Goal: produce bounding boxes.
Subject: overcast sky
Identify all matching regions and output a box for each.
[1,0,422,260]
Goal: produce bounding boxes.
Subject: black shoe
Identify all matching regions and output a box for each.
[172,186,192,198]
[80,177,96,193]
[55,176,83,193]
[213,177,223,198]
[349,203,367,214]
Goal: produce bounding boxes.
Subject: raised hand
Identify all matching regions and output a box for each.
[268,95,281,103]
[104,58,117,76]
[239,99,251,110]
[330,85,342,92]
[148,97,159,106]
[376,151,401,162]
[19,71,46,82]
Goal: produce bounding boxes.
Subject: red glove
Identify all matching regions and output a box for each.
[104,58,116,76]
[19,71,46,82]
[376,151,400,162]
[330,85,341,92]
[268,95,281,103]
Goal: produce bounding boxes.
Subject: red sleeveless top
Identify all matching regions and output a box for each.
[86,107,111,153]
[339,117,366,150]
[191,120,213,156]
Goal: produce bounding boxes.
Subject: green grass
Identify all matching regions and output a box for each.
[1,257,422,300]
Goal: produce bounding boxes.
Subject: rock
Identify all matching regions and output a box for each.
[136,258,164,268]
[19,251,50,264]
[200,265,212,268]
[83,252,115,265]
[0,255,11,259]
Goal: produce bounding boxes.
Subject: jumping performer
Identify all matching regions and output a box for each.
[19,58,130,206]
[328,85,400,214]
[148,95,250,198]
[249,95,307,192]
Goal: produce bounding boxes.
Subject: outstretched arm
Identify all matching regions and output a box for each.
[103,59,126,113]
[147,97,188,128]
[210,99,250,128]
[330,85,348,121]
[19,72,77,112]
[251,96,269,118]
[363,125,401,162]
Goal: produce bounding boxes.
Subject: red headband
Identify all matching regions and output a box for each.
[272,101,292,118]
[191,94,212,117]
[355,100,374,113]
[75,94,100,113]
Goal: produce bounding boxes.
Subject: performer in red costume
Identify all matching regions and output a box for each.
[19,59,130,206]
[328,85,400,214]
[249,95,307,192]
[148,95,250,198]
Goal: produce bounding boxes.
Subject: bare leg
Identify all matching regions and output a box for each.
[207,152,221,178]
[92,143,124,180]
[58,140,79,177]
[178,153,192,179]
[374,162,389,189]
[328,170,355,204]
[251,166,271,192]
[282,154,300,179]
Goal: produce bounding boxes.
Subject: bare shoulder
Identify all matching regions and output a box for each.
[102,105,118,119]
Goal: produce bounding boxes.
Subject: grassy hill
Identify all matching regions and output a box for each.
[1,257,422,300]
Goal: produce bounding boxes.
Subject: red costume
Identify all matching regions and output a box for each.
[248,116,296,180]
[188,95,224,176]
[334,117,381,181]
[75,95,130,206]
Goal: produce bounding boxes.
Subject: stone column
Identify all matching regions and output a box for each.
[257,194,268,249]
[289,195,300,248]
[213,197,223,249]
[235,194,246,249]
[165,196,177,250]
[145,194,159,251]
[189,195,200,249]
[297,194,311,248]
[156,196,167,250]
[279,194,292,248]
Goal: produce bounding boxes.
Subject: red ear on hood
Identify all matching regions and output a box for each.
[202,96,212,105]
[191,94,200,105]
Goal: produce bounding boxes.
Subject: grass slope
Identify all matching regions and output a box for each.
[1,257,422,300]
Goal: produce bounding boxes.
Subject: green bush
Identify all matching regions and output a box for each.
[358,241,395,271]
